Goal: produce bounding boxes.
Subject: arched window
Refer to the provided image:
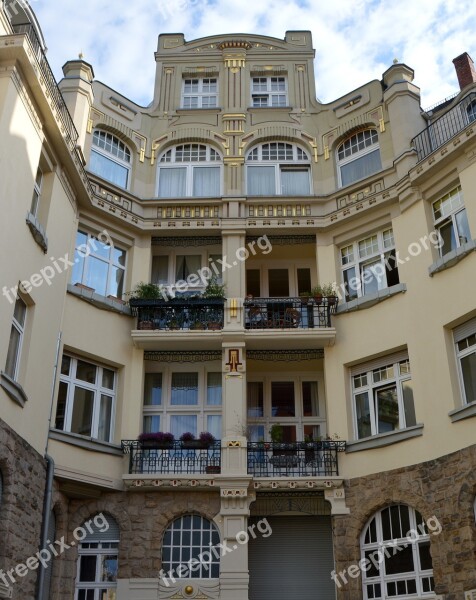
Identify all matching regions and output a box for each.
[361,504,434,598]
[337,129,382,188]
[75,514,119,600]
[162,515,220,578]
[246,142,311,195]
[157,144,222,198]
[467,99,476,123]
[89,130,131,189]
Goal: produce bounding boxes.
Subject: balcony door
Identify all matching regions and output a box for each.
[246,266,312,298]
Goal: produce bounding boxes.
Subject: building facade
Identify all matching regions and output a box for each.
[0,2,476,599]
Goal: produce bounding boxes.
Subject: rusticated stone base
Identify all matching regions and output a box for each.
[333,444,476,600]
[0,417,46,600]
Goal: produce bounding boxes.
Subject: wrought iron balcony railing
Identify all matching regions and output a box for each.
[121,440,222,475]
[244,297,337,330]
[129,298,225,331]
[247,441,346,477]
[412,91,476,161]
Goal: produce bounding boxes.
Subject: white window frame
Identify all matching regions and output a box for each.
[361,504,434,599]
[466,98,476,123]
[181,77,218,109]
[75,540,118,600]
[90,130,131,190]
[157,144,222,198]
[454,320,476,406]
[351,354,415,440]
[246,373,327,441]
[336,129,381,188]
[4,296,27,381]
[340,228,398,301]
[71,229,127,299]
[162,515,220,579]
[432,186,471,257]
[246,142,311,196]
[30,166,43,217]
[55,355,117,443]
[142,365,222,438]
[251,76,288,107]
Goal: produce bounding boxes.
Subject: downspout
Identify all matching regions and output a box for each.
[36,331,61,600]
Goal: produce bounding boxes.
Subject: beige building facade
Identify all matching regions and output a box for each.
[0,2,475,599]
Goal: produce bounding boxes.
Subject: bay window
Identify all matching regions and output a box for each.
[432,186,471,257]
[337,129,382,187]
[89,130,131,189]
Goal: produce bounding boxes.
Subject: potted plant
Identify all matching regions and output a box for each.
[311,284,324,303]
[199,431,216,448]
[203,277,226,299]
[168,317,180,330]
[269,423,284,443]
[321,283,338,306]
[127,282,163,301]
[180,432,202,448]
[138,432,175,448]
[299,291,311,303]
[190,320,205,330]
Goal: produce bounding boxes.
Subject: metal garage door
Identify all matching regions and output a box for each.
[248,516,336,600]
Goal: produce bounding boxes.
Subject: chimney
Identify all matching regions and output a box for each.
[452,52,476,90]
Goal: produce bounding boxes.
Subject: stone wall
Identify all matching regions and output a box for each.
[333,444,476,600]
[0,417,46,600]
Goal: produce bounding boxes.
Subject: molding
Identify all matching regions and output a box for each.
[2,64,43,135]
[336,283,407,314]
[152,235,222,247]
[159,579,220,599]
[123,475,220,490]
[145,350,222,362]
[67,283,132,315]
[346,424,424,453]
[252,477,345,491]
[0,371,28,407]
[246,349,324,361]
[49,429,123,455]
[449,401,476,423]
[428,239,476,276]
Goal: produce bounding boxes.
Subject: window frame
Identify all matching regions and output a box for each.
[246,142,311,196]
[340,228,399,301]
[351,355,415,440]
[251,76,288,107]
[30,166,43,217]
[89,130,132,190]
[75,540,119,600]
[4,296,27,381]
[361,504,434,599]
[336,129,382,188]
[245,260,314,298]
[455,322,476,406]
[181,77,218,109]
[55,354,117,443]
[432,186,471,257]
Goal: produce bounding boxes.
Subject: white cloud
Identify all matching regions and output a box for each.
[32,0,476,108]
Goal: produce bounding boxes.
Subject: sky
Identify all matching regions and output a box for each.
[31,0,476,110]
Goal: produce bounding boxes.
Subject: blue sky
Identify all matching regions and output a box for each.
[32,0,476,109]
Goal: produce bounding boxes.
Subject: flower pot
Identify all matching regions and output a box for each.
[140,440,173,449]
[313,294,323,304]
[139,321,153,330]
[205,465,221,474]
[182,440,208,449]
[326,295,338,306]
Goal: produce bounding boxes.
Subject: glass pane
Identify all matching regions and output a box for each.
[171,373,198,405]
[143,415,160,433]
[461,352,476,404]
[89,150,128,188]
[280,425,296,442]
[144,373,162,406]
[79,555,97,582]
[112,247,126,266]
[343,266,358,301]
[297,268,311,295]
[302,381,319,416]
[303,424,320,441]
[402,379,417,427]
[207,415,221,439]
[385,250,400,288]
[375,386,399,434]
[152,256,169,285]
[158,167,187,198]
[361,259,386,296]
[102,369,115,390]
[13,297,26,326]
[280,169,310,195]
[418,541,433,571]
[268,269,289,297]
[61,355,71,375]
[170,415,197,437]
[207,372,222,405]
[55,381,68,430]
[246,269,261,297]
[108,266,125,298]
[355,392,371,438]
[384,545,414,574]
[247,382,264,417]
[193,167,220,197]
[101,556,118,582]
[438,220,457,256]
[248,425,265,442]
[247,166,276,195]
[98,395,113,441]
[4,325,21,379]
[85,256,109,296]
[271,381,295,417]
[70,387,95,436]
[76,360,97,384]
[340,148,382,187]
[455,208,471,246]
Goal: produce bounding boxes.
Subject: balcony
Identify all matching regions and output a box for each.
[243,297,338,349]
[412,91,476,161]
[247,441,346,477]
[121,440,222,475]
[130,298,225,350]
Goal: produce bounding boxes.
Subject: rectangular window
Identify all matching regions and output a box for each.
[54,355,116,442]
[30,167,43,217]
[340,228,399,301]
[182,78,218,109]
[4,297,27,380]
[352,354,416,439]
[71,230,126,298]
[251,76,287,107]
[455,321,476,405]
[433,186,471,257]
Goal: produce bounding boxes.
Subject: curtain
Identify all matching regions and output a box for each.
[151,256,169,284]
[193,167,220,197]
[340,149,381,187]
[207,372,222,405]
[207,415,222,439]
[158,167,187,198]
[247,166,275,195]
[170,415,197,437]
[281,168,310,195]
[89,151,129,188]
[171,373,198,405]
[247,382,263,417]
[175,255,201,281]
[143,415,161,433]
[98,394,112,442]
[302,381,319,416]
[144,373,162,406]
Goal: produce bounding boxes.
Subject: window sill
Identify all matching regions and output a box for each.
[49,429,123,455]
[26,211,48,253]
[336,283,407,314]
[175,108,222,114]
[346,424,424,453]
[448,400,476,423]
[67,283,132,316]
[428,239,476,276]
[0,371,28,407]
